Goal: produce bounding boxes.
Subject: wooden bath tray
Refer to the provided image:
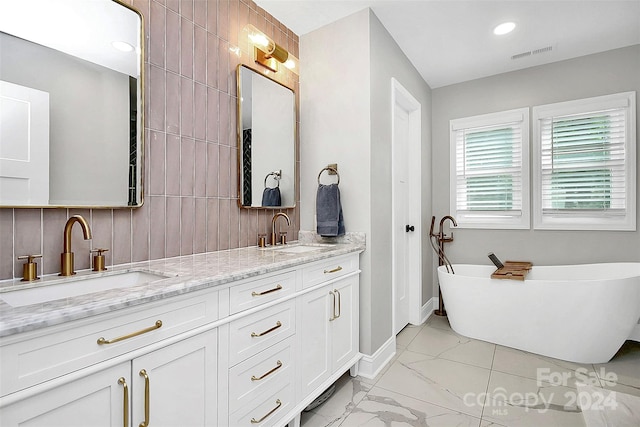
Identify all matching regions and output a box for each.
[491,261,533,281]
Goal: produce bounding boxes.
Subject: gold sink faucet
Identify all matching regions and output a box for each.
[270,212,290,246]
[60,215,92,276]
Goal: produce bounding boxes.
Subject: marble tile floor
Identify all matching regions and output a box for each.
[300,315,640,427]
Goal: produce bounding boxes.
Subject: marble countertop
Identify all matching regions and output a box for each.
[0,234,365,338]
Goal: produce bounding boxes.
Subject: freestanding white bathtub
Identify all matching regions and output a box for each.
[437,263,640,364]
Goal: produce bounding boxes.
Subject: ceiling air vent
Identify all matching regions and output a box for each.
[511,45,553,60]
[511,51,532,60]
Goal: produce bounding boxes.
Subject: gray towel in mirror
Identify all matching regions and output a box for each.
[262,187,281,206]
[316,183,345,237]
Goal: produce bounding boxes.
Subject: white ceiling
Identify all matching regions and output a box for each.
[255,0,640,88]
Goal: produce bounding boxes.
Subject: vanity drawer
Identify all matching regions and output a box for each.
[229,380,294,427]
[0,289,218,396]
[302,254,359,289]
[229,271,295,315]
[228,300,295,366]
[228,336,294,415]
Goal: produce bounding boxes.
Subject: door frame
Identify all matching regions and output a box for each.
[391,78,422,333]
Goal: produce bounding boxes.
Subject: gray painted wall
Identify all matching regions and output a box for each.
[431,45,640,295]
[301,10,373,353]
[369,12,433,341]
[301,9,432,355]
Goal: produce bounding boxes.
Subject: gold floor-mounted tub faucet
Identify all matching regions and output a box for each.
[60,215,92,276]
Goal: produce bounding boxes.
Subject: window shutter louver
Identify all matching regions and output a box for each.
[456,124,522,213]
[533,91,635,231]
[540,109,627,214]
[450,108,530,229]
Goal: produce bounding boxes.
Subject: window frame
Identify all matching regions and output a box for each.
[450,108,530,229]
[532,91,636,231]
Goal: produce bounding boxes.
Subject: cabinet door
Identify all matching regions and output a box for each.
[331,276,359,369]
[297,286,332,397]
[0,363,130,427]
[131,329,217,427]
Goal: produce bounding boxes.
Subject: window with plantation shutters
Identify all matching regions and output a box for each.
[450,108,530,229]
[533,92,636,230]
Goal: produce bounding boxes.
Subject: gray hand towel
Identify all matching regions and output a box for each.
[262,187,281,206]
[317,183,345,237]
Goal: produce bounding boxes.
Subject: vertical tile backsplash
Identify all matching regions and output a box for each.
[1,0,300,280]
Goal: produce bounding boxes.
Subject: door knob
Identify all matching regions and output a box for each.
[405,225,415,232]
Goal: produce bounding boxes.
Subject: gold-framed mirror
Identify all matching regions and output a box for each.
[237,65,296,209]
[0,0,144,208]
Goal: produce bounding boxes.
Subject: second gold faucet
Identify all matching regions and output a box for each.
[60,215,92,276]
[270,213,290,246]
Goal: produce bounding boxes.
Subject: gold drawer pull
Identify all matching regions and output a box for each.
[251,399,282,424]
[251,321,282,337]
[251,284,282,297]
[251,360,283,381]
[324,266,343,274]
[139,369,150,427]
[118,377,129,427]
[97,320,163,345]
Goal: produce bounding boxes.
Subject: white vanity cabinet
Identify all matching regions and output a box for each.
[0,329,218,427]
[0,362,130,427]
[131,329,218,427]
[298,273,359,398]
[0,246,363,427]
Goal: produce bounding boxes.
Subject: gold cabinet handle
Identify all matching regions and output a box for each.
[118,377,129,427]
[324,266,343,274]
[251,321,282,337]
[334,289,341,319]
[329,291,337,321]
[139,369,150,427]
[251,360,283,381]
[251,399,282,424]
[97,321,163,345]
[251,284,282,297]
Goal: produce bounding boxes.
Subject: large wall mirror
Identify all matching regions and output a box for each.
[237,65,296,209]
[0,0,144,208]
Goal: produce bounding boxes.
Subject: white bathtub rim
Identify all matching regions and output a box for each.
[438,262,640,283]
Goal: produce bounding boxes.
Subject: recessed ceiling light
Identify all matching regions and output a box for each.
[494,22,516,36]
[112,41,134,52]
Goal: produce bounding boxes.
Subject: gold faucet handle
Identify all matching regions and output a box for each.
[91,248,109,272]
[18,254,43,263]
[17,254,42,282]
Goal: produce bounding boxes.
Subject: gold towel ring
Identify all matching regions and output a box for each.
[317,167,340,185]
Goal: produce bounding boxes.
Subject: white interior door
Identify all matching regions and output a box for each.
[392,104,411,334]
[391,79,422,335]
[0,80,50,205]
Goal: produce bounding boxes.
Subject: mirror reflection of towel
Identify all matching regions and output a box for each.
[316,183,345,237]
[262,187,281,206]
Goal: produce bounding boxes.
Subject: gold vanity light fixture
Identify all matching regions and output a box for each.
[245,24,298,74]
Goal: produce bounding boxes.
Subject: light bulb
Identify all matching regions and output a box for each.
[493,22,516,36]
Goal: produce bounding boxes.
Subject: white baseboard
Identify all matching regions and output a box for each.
[358,297,438,380]
[357,336,396,380]
[629,323,640,342]
[419,297,437,324]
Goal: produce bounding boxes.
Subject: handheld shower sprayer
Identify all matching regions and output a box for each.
[488,252,505,269]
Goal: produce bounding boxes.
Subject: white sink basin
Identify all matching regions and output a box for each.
[0,271,170,307]
[271,244,333,254]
